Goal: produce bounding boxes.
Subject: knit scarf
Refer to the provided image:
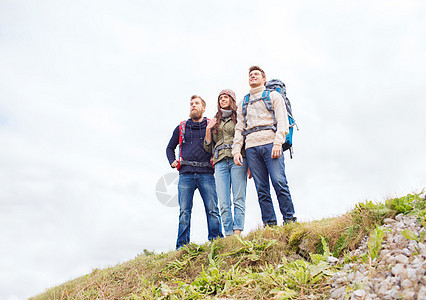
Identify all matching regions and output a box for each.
[221,109,232,118]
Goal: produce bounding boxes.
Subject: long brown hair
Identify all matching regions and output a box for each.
[212,92,237,134]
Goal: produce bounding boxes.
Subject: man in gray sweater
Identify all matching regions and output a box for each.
[232,66,296,226]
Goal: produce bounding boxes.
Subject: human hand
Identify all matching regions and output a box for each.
[247,168,253,179]
[171,160,179,168]
[207,117,217,130]
[271,145,282,159]
[233,153,243,166]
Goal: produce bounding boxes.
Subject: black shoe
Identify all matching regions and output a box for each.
[283,217,297,225]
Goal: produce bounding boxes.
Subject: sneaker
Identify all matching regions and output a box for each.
[283,217,297,225]
[263,221,278,227]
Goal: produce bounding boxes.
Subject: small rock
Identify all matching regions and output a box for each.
[402,248,411,256]
[383,218,396,224]
[391,263,405,276]
[419,243,426,257]
[401,289,416,300]
[327,256,339,264]
[353,289,366,298]
[406,267,417,279]
[400,278,413,290]
[377,280,391,296]
[395,254,409,264]
[395,214,404,221]
[418,286,426,298]
[330,286,346,299]
[386,255,397,265]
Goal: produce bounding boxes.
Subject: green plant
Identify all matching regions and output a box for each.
[311,235,332,263]
[223,235,277,264]
[385,192,426,215]
[352,200,390,227]
[166,243,206,273]
[288,228,307,252]
[142,249,156,256]
[333,225,357,257]
[368,226,388,260]
[417,209,426,227]
[401,228,425,244]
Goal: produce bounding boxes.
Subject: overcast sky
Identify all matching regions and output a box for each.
[1,1,425,299]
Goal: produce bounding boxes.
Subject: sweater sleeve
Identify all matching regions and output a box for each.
[271,91,289,146]
[203,137,213,153]
[232,100,245,156]
[166,125,180,166]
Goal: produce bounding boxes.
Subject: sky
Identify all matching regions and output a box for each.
[1,0,425,299]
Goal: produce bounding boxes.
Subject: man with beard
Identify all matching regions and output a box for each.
[166,95,223,249]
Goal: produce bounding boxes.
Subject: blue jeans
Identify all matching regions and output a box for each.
[214,157,248,236]
[176,173,223,249]
[246,143,295,225]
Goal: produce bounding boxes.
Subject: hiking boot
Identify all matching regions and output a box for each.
[283,217,297,225]
[263,221,277,227]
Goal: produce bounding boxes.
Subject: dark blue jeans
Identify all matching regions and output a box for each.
[176,173,223,249]
[246,143,295,225]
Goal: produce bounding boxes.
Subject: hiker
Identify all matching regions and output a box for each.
[203,89,248,236]
[166,95,224,249]
[232,66,296,226]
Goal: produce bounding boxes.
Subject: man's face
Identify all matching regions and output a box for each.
[219,94,231,110]
[189,97,205,120]
[249,70,266,88]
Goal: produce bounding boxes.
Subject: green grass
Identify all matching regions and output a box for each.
[31,191,425,299]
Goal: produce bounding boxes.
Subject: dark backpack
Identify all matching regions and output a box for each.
[242,79,297,158]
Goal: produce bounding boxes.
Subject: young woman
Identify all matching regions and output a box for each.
[204,89,248,236]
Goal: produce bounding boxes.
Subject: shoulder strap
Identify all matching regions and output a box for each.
[178,120,186,145]
[242,94,250,129]
[262,89,277,126]
[242,94,250,112]
[177,120,186,170]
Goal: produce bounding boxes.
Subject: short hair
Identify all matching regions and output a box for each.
[190,95,206,107]
[249,66,266,79]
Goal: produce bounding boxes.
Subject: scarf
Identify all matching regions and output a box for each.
[221,109,232,118]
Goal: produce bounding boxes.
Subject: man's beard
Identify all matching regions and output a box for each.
[190,109,203,120]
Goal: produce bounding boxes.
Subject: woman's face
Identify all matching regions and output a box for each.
[219,94,231,109]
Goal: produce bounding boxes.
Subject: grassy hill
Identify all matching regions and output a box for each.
[31,192,425,299]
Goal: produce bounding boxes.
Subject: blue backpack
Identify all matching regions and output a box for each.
[242,79,297,158]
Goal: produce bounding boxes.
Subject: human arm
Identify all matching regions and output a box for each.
[166,125,180,168]
[203,117,216,153]
[271,92,289,156]
[232,100,245,158]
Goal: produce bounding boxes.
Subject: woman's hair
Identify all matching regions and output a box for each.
[212,90,237,134]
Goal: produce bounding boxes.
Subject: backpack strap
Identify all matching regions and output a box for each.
[262,89,277,128]
[176,120,186,170]
[180,161,213,168]
[242,94,250,128]
[213,143,233,159]
[241,90,277,136]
